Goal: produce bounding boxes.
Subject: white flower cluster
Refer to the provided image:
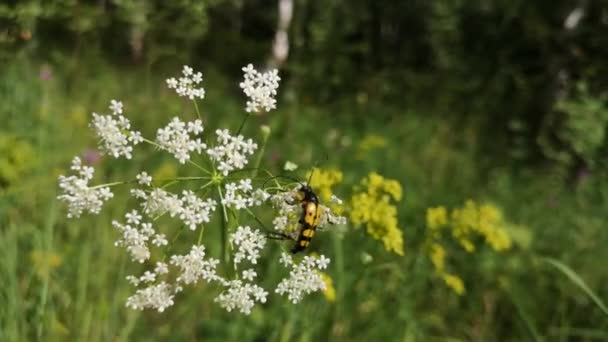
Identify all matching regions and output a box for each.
[318,204,348,226]
[90,100,142,159]
[178,190,217,230]
[57,157,113,218]
[156,117,206,163]
[170,245,221,285]
[269,188,301,235]
[166,65,205,100]
[136,171,152,186]
[230,226,267,265]
[215,279,268,315]
[222,179,270,210]
[215,226,268,314]
[276,253,330,304]
[113,210,166,263]
[135,188,181,216]
[206,129,257,175]
[126,281,175,312]
[133,188,217,230]
[239,64,281,113]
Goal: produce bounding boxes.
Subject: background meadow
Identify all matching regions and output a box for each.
[1,1,608,341]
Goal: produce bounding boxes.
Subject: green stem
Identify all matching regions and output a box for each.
[193,99,202,119]
[244,207,270,231]
[217,185,230,265]
[162,225,185,261]
[90,180,135,189]
[251,129,270,180]
[236,113,251,135]
[197,226,205,245]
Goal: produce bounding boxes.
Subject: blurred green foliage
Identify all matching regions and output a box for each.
[4,0,606,169]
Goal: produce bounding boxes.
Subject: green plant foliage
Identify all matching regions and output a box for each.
[539,83,608,168]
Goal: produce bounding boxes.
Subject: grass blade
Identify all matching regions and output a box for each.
[541,257,608,316]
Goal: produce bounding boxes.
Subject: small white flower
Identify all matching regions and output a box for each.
[140,271,156,283]
[317,255,331,269]
[230,226,267,265]
[113,213,156,263]
[156,117,206,163]
[242,269,257,281]
[166,66,205,100]
[126,275,140,286]
[329,194,343,205]
[126,282,175,312]
[109,99,123,115]
[141,188,181,217]
[136,172,152,186]
[125,210,142,224]
[130,188,148,199]
[275,253,329,304]
[90,100,141,159]
[152,233,168,246]
[215,280,268,315]
[178,190,217,230]
[57,157,114,218]
[155,262,169,275]
[283,161,298,171]
[170,245,221,285]
[206,129,257,176]
[239,64,281,113]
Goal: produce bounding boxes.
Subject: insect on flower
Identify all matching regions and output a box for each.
[266,173,331,253]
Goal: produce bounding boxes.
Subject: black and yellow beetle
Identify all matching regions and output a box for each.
[263,174,327,254]
[291,184,321,253]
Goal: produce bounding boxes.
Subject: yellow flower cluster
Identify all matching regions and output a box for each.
[451,200,512,252]
[350,172,404,256]
[319,271,336,302]
[428,242,464,295]
[308,168,344,202]
[424,200,514,295]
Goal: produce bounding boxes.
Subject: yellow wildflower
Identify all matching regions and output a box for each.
[430,243,446,271]
[451,200,512,253]
[426,206,448,230]
[319,272,336,302]
[308,168,343,202]
[350,172,405,256]
[478,203,512,251]
[424,200,516,295]
[442,273,465,295]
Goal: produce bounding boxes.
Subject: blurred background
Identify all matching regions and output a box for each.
[1,0,608,340]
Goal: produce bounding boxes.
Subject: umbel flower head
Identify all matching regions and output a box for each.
[57,157,113,218]
[57,64,345,315]
[239,64,281,113]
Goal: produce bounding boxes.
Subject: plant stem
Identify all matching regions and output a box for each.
[236,113,251,135]
[217,185,230,265]
[193,99,202,119]
[251,127,270,179]
[197,226,205,245]
[90,180,135,189]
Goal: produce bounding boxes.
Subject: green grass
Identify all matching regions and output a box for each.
[1,57,607,341]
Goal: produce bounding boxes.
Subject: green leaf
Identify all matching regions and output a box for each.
[541,257,608,316]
